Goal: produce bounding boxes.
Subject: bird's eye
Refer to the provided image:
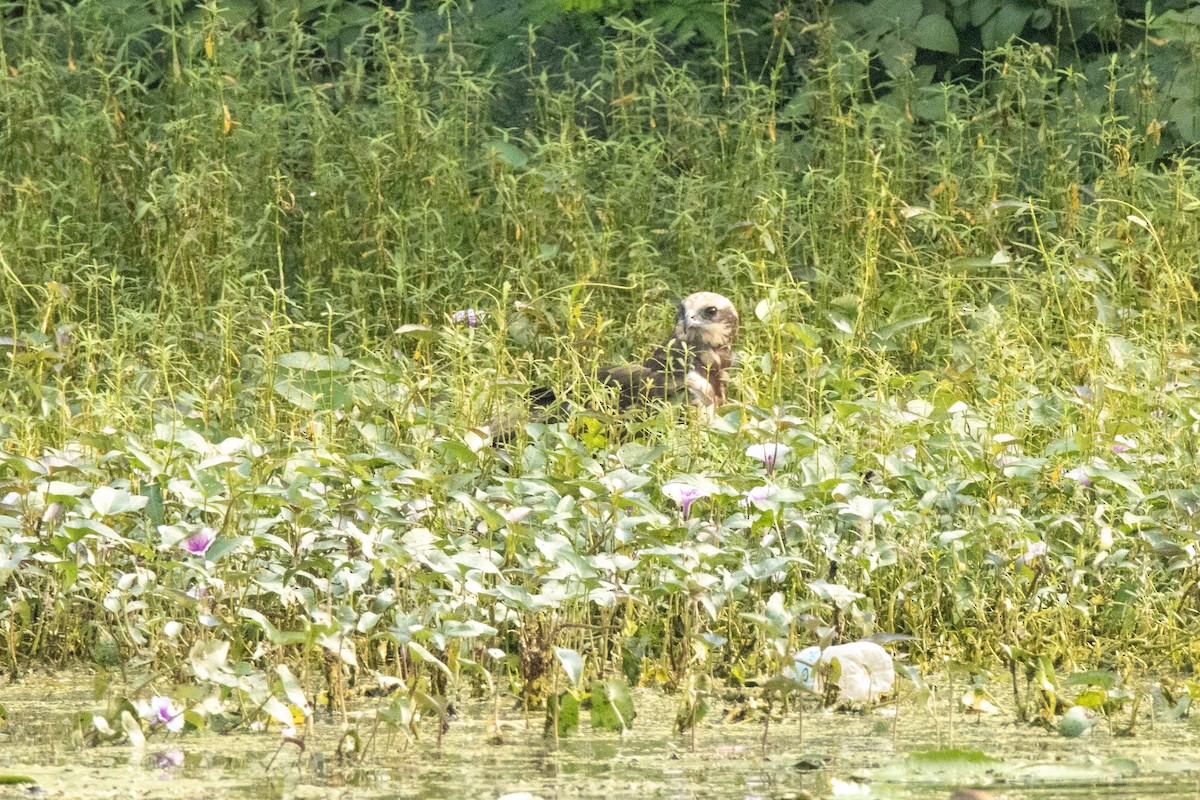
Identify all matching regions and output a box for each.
[704,306,717,317]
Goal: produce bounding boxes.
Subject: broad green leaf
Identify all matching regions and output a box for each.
[590,679,635,732]
[487,139,529,169]
[91,486,148,516]
[276,665,311,716]
[912,14,958,53]
[240,608,308,646]
[554,646,584,688]
[407,641,451,677]
[546,691,580,737]
[276,351,350,372]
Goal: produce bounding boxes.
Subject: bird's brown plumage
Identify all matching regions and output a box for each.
[591,291,738,415]
[491,292,738,439]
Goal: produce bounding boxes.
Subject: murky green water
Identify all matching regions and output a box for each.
[2,672,1198,799]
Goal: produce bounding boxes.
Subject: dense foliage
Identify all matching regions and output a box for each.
[1,0,1200,742]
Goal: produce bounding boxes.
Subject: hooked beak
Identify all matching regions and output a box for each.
[676,300,691,330]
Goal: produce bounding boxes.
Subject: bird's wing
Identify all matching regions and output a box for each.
[598,363,668,407]
[599,343,690,408]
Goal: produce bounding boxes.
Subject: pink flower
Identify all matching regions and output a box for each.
[181,527,216,556]
[661,483,711,520]
[145,695,184,733]
[1111,436,1134,454]
[1063,467,1092,488]
[743,485,775,506]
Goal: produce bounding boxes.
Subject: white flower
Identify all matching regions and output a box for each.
[745,443,792,474]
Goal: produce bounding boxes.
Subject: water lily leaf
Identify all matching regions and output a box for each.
[874,748,1000,781]
[554,646,585,688]
[547,691,580,737]
[275,665,311,717]
[590,679,635,732]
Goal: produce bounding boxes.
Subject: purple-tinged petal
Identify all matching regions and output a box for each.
[1014,540,1048,568]
[1063,467,1092,488]
[743,485,774,506]
[745,443,792,474]
[145,695,184,733]
[181,527,216,556]
[661,482,711,520]
[1111,435,1135,454]
[451,308,487,327]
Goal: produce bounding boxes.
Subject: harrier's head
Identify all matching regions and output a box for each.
[674,292,739,351]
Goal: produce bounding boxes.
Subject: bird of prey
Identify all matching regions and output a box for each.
[488,291,739,439]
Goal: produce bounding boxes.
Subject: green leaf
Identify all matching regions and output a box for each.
[487,140,529,169]
[910,747,996,765]
[546,691,580,737]
[91,486,148,516]
[674,694,708,733]
[273,373,352,412]
[276,664,311,716]
[590,679,635,732]
[1065,669,1118,690]
[1072,689,1108,711]
[119,709,145,748]
[276,351,350,372]
[394,324,441,341]
[981,3,1034,48]
[407,641,451,677]
[913,14,959,53]
[554,647,585,688]
[240,608,308,646]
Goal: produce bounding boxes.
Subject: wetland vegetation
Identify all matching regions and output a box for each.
[2,0,1200,796]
